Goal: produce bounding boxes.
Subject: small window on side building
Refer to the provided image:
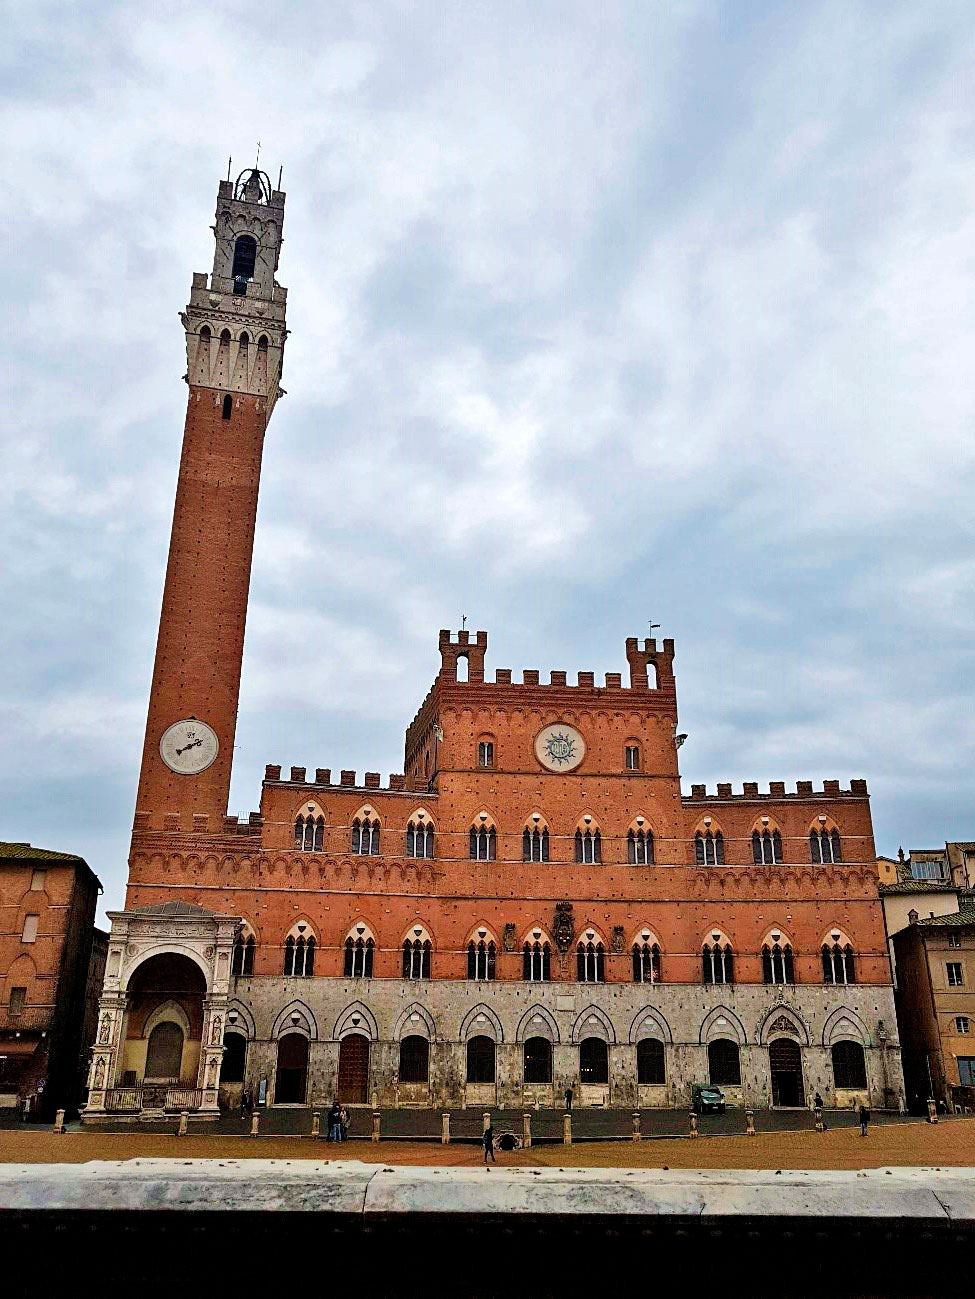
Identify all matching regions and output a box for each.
[948,934,961,948]
[29,869,46,891]
[9,987,26,1015]
[955,1016,970,1034]
[21,915,38,943]
[947,962,964,987]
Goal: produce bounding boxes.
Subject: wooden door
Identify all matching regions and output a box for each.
[338,1034,369,1104]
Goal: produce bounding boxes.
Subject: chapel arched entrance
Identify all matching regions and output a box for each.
[122,952,206,1104]
[769,1036,805,1107]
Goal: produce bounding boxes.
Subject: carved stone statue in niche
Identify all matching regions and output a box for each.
[210,1017,222,1045]
[98,1014,111,1044]
[553,902,575,955]
[769,1015,798,1035]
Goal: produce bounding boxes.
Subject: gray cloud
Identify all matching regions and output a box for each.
[2,1,973,915]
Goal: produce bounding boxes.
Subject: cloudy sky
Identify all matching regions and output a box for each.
[2,2,973,918]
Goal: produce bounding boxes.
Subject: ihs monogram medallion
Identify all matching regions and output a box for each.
[534,722,586,773]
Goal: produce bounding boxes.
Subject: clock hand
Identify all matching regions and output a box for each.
[176,738,203,755]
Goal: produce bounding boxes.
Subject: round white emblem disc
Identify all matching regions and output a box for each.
[159,719,219,775]
[534,723,585,773]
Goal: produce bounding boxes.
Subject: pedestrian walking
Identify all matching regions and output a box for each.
[482,1122,496,1163]
[327,1099,344,1142]
[564,1085,574,1112]
[858,1103,870,1137]
[241,1089,252,1118]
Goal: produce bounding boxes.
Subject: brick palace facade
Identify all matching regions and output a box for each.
[83,169,903,1118]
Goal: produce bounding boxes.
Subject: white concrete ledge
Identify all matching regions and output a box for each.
[0,1160,973,1222]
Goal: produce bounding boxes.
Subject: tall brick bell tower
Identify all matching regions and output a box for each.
[134,168,287,834]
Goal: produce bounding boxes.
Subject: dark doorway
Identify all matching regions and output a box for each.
[524,1037,552,1084]
[399,1035,429,1084]
[221,1032,247,1083]
[145,1022,184,1081]
[769,1037,805,1107]
[275,1033,309,1103]
[338,1034,370,1103]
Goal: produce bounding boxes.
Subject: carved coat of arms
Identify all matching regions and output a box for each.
[553,901,575,954]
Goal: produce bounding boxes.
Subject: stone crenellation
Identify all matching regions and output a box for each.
[686,779,868,800]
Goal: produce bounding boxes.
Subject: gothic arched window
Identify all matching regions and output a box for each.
[632,940,661,983]
[575,827,601,863]
[283,928,315,977]
[576,938,605,983]
[752,828,782,864]
[344,925,375,978]
[628,828,655,864]
[232,930,256,977]
[522,938,552,982]
[822,942,857,985]
[467,938,496,981]
[810,827,842,863]
[232,234,257,295]
[406,817,434,859]
[695,829,725,865]
[702,939,734,985]
[523,825,550,862]
[294,812,324,852]
[762,942,794,985]
[351,816,380,856]
[469,824,497,861]
[402,934,432,979]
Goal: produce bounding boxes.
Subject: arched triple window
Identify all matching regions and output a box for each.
[831,1039,867,1089]
[231,926,256,977]
[628,828,655,864]
[702,936,734,985]
[232,234,257,295]
[344,924,375,978]
[283,926,315,977]
[822,939,857,985]
[576,935,605,983]
[762,939,795,985]
[467,936,497,981]
[523,823,550,862]
[695,829,725,865]
[752,828,782,865]
[575,825,601,863]
[406,816,434,859]
[469,822,497,861]
[637,1038,665,1085]
[294,809,325,852]
[810,826,842,863]
[402,927,432,979]
[351,815,380,856]
[632,937,661,983]
[708,1038,741,1086]
[523,932,552,982]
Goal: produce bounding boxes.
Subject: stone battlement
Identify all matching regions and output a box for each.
[263,765,431,794]
[685,778,869,801]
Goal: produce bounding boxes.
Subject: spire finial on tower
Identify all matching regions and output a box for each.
[255,140,261,168]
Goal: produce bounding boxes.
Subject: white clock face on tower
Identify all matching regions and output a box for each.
[159,719,219,775]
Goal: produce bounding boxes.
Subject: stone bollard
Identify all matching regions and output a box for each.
[371,1110,381,1143]
[441,1113,450,1145]
[311,1112,321,1138]
[745,1108,756,1136]
[927,1098,938,1124]
[483,1111,491,1133]
[177,1111,189,1137]
[632,1111,641,1142]
[250,1112,260,1137]
[814,1105,824,1133]
[522,1111,532,1149]
[689,1111,699,1138]
[53,1109,66,1135]
[563,1112,572,1145]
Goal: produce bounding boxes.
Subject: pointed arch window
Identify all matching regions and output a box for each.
[708,1038,741,1086]
[522,936,552,982]
[523,825,550,862]
[637,1038,665,1085]
[467,937,497,981]
[752,828,782,865]
[283,929,315,977]
[702,940,734,985]
[575,827,601,863]
[628,828,655,864]
[632,939,661,983]
[624,744,640,771]
[406,817,434,859]
[232,234,257,295]
[402,932,432,979]
[810,827,842,863]
[294,812,325,852]
[822,941,857,985]
[232,930,256,977]
[576,937,605,983]
[344,926,375,978]
[469,823,497,861]
[695,829,725,865]
[762,941,794,985]
[477,740,494,768]
[351,816,380,856]
[222,394,233,420]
